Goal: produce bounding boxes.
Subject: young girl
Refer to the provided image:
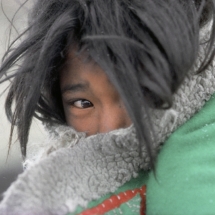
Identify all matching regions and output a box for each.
[0,0,215,214]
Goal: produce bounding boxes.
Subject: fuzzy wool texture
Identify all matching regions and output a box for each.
[152,22,215,147]
[0,126,150,215]
[1,24,215,215]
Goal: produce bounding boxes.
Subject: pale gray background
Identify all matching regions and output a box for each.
[0,0,46,198]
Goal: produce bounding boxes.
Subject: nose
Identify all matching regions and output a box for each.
[97,104,132,133]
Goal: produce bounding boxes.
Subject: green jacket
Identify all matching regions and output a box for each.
[146,94,215,215]
[72,94,215,215]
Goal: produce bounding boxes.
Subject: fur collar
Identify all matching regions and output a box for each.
[0,125,150,215]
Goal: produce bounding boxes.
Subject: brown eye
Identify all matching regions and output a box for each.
[73,99,93,108]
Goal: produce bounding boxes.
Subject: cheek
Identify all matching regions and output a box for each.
[63,105,97,135]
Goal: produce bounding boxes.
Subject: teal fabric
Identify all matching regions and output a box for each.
[69,95,215,215]
[146,95,215,215]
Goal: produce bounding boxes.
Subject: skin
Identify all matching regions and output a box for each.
[60,52,132,135]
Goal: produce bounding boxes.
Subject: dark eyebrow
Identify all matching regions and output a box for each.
[61,82,89,94]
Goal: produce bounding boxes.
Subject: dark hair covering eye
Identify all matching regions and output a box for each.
[0,0,215,167]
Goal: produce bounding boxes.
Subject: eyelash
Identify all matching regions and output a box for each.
[70,99,93,109]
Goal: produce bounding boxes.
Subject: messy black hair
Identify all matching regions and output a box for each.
[0,0,215,164]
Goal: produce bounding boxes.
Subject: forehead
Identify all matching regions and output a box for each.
[60,50,113,91]
[61,50,101,79]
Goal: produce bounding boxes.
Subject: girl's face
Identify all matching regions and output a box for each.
[60,52,132,135]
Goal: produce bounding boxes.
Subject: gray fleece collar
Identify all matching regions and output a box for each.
[0,125,150,215]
